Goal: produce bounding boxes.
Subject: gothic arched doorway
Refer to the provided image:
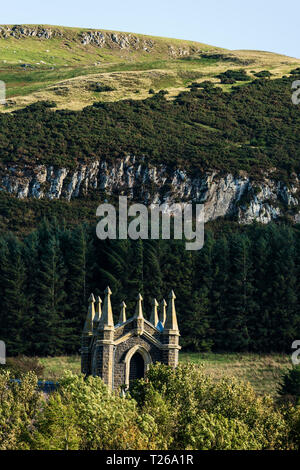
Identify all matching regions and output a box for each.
[123,345,152,387]
[129,352,145,383]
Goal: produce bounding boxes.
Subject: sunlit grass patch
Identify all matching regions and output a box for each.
[180,352,291,396]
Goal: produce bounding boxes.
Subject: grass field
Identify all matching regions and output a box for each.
[38,353,292,397]
[1,24,300,112]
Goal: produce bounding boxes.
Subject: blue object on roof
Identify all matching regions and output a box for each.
[156,321,164,332]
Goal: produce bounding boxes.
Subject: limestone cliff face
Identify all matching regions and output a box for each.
[1,157,299,224]
[0,25,63,39]
[80,31,156,53]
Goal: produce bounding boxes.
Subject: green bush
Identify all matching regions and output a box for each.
[88,83,114,92]
[31,373,162,450]
[190,81,215,90]
[1,365,300,450]
[283,405,300,450]
[218,69,249,83]
[290,68,300,76]
[279,365,300,399]
[219,77,236,84]
[254,70,272,78]
[0,371,43,450]
[5,356,45,378]
[131,363,290,450]
[31,392,81,450]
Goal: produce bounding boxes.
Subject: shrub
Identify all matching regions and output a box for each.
[31,392,81,450]
[283,405,300,450]
[31,372,162,450]
[254,70,272,78]
[1,366,300,450]
[290,68,300,75]
[217,69,249,83]
[131,363,290,450]
[23,100,56,111]
[5,356,45,378]
[190,81,215,90]
[0,370,42,450]
[88,83,114,92]
[219,77,236,84]
[279,365,300,399]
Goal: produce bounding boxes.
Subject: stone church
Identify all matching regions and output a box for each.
[81,287,181,390]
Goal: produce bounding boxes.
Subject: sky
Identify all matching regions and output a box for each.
[1,0,300,58]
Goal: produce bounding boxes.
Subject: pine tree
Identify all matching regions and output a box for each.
[127,239,144,299]
[60,225,89,350]
[160,240,195,342]
[30,222,69,356]
[143,240,163,315]
[210,236,230,351]
[91,237,131,318]
[181,287,212,351]
[0,236,29,355]
[249,225,272,352]
[266,225,298,352]
[224,233,253,351]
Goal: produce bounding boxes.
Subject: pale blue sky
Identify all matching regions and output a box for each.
[2,0,299,58]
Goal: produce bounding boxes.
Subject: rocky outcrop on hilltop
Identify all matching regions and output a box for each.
[0,24,203,57]
[80,30,155,52]
[0,25,63,39]
[1,157,299,225]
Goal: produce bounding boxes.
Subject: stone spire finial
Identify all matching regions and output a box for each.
[93,296,102,329]
[119,301,127,324]
[150,299,159,327]
[98,287,114,329]
[135,293,144,319]
[160,299,167,326]
[164,290,179,331]
[83,293,95,334]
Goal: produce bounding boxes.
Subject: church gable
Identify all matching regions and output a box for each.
[81,288,181,390]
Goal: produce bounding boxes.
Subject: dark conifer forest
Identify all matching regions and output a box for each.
[0,219,299,355]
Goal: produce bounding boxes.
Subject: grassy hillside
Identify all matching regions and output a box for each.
[0,24,299,111]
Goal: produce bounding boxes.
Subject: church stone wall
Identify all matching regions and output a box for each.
[81,289,181,390]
